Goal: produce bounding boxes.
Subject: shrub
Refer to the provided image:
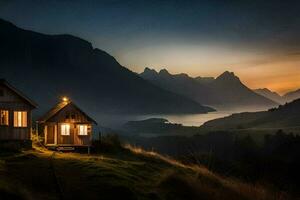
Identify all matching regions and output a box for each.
[92,134,124,153]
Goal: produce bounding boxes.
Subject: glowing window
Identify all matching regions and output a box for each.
[0,110,9,125]
[13,111,27,127]
[78,125,88,135]
[61,124,70,135]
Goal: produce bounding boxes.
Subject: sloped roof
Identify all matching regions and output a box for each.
[0,79,38,108]
[37,100,97,124]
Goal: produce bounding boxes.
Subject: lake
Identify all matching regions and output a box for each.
[95,111,234,128]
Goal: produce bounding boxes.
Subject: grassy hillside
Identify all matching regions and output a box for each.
[0,144,289,200]
[200,99,300,134]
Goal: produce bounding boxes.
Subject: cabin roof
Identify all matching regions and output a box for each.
[37,100,97,125]
[0,79,38,108]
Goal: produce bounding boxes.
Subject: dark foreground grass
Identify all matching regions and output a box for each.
[0,146,292,200]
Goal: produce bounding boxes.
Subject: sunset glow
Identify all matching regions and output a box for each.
[1,0,299,94]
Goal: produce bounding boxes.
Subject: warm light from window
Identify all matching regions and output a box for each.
[13,111,27,127]
[0,110,9,125]
[78,125,88,135]
[61,124,70,135]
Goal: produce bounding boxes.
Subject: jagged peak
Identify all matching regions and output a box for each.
[143,67,157,73]
[140,68,159,78]
[140,68,159,77]
[216,71,240,82]
[219,71,235,77]
[159,69,171,76]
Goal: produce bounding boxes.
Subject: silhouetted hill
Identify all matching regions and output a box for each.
[254,88,284,104]
[283,89,300,103]
[200,99,300,131]
[140,68,278,109]
[254,88,300,105]
[0,18,214,116]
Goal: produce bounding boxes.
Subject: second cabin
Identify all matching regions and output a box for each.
[37,98,97,148]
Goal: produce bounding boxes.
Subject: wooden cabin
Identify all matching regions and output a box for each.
[0,79,37,142]
[37,98,97,148]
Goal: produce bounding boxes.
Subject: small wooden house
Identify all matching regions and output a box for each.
[0,79,37,142]
[37,98,97,148]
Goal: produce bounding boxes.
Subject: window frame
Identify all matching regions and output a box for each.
[0,110,9,126]
[61,124,70,136]
[13,111,27,127]
[78,124,88,136]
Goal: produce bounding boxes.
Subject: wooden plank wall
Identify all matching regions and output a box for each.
[43,103,93,146]
[0,84,33,140]
[44,122,92,146]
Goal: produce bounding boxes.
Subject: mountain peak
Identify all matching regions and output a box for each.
[216,71,240,83]
[219,71,235,78]
[143,67,157,73]
[140,68,158,77]
[159,69,171,76]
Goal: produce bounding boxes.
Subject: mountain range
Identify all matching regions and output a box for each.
[140,68,278,110]
[0,18,214,116]
[254,88,300,104]
[200,98,300,131]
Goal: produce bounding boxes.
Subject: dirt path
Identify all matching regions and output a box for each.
[49,152,64,200]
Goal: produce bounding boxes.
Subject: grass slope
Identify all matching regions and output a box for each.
[0,145,288,200]
[200,99,300,135]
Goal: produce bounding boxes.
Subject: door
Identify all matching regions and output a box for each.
[46,125,55,144]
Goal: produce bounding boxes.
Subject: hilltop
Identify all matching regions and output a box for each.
[200,98,300,133]
[0,144,286,200]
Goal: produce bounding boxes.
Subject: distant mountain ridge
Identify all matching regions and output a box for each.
[254,88,284,104]
[140,68,278,110]
[0,18,214,117]
[283,89,300,103]
[254,88,300,104]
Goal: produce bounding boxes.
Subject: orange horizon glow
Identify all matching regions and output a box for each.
[116,43,300,95]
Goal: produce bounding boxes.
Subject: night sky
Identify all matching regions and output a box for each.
[1,0,300,93]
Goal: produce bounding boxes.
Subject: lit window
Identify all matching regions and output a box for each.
[0,110,9,125]
[13,111,27,127]
[61,124,70,135]
[78,125,88,135]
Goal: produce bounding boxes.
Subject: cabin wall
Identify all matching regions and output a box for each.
[0,84,33,140]
[41,103,93,146]
[74,124,92,145]
[43,122,92,146]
